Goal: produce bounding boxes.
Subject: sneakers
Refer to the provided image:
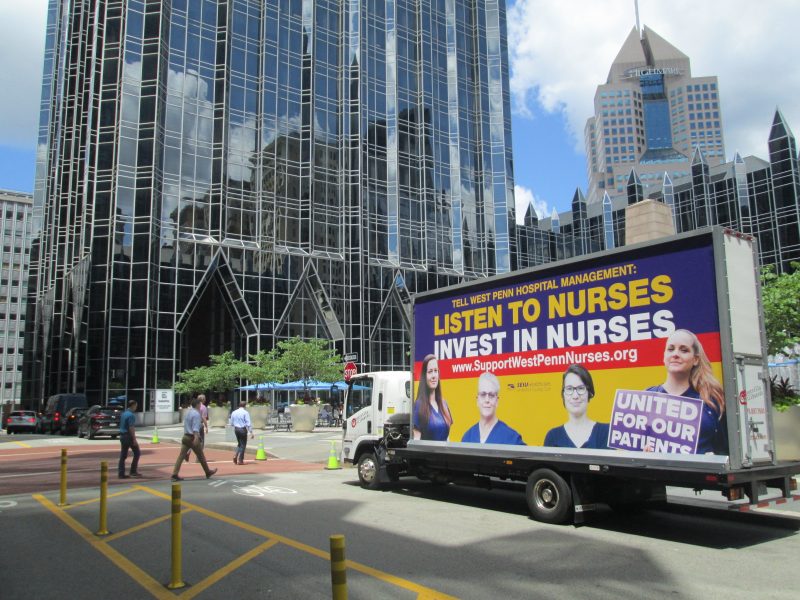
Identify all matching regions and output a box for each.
[171,475,184,482]
[118,474,130,479]
[205,468,217,479]
[238,459,244,465]
[233,455,238,464]
[129,472,143,478]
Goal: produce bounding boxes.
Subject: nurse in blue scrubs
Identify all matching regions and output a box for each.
[461,372,525,445]
[412,354,453,441]
[544,364,609,449]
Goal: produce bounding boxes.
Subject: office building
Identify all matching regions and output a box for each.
[0,191,32,406]
[516,110,800,275]
[24,0,517,406]
[584,25,725,204]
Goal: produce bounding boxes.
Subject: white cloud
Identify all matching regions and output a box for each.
[508,0,800,161]
[0,0,49,148]
[514,185,549,224]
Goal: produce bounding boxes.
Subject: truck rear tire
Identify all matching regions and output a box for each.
[526,468,572,524]
[357,452,381,490]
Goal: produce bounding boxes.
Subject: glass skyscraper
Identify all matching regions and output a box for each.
[583,25,725,205]
[24,0,516,407]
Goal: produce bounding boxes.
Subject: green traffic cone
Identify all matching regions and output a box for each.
[255,436,267,461]
[325,440,341,470]
[152,427,159,444]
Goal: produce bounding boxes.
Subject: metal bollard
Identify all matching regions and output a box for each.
[58,449,68,506]
[166,483,186,589]
[330,534,347,600]
[97,461,109,535]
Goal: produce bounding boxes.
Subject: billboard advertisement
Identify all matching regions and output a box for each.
[412,238,729,456]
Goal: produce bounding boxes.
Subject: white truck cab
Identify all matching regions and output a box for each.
[341,371,411,470]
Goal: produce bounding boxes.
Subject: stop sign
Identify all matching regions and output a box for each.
[344,361,358,382]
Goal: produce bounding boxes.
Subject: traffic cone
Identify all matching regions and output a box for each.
[325,440,341,470]
[151,427,159,444]
[255,436,267,461]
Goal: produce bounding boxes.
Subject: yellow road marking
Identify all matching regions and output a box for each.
[103,508,193,542]
[135,485,459,599]
[177,539,279,599]
[6,441,32,448]
[33,493,175,600]
[63,488,137,509]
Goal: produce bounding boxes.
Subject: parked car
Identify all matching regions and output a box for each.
[77,405,121,440]
[40,393,89,434]
[4,410,39,434]
[61,407,89,436]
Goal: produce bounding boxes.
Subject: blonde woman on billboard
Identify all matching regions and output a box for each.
[647,329,727,454]
[460,372,525,445]
[412,354,453,441]
[544,364,609,449]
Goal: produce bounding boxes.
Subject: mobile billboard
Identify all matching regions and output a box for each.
[412,234,730,456]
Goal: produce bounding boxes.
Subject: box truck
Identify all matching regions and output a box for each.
[342,228,800,523]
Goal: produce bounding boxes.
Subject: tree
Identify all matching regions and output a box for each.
[273,337,343,393]
[241,348,286,387]
[761,263,800,357]
[173,351,247,401]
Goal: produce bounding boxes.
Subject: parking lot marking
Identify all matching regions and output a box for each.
[177,539,279,600]
[63,488,137,508]
[5,441,32,448]
[103,508,194,543]
[135,484,459,599]
[33,493,175,600]
[33,483,458,600]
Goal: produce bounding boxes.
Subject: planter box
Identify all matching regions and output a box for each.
[773,406,800,461]
[290,404,319,432]
[208,405,229,428]
[249,405,269,429]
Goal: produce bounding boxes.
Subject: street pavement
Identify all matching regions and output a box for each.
[2,428,800,599]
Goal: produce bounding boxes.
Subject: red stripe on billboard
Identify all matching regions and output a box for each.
[414,332,721,380]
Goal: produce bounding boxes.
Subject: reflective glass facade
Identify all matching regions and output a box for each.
[24,0,516,407]
[516,111,800,277]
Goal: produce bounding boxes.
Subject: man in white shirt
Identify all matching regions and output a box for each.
[229,400,254,465]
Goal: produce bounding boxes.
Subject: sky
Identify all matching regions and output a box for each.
[1,0,798,222]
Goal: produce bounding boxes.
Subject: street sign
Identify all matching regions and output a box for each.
[342,352,358,363]
[344,361,358,382]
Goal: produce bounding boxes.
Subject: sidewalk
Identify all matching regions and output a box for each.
[136,424,344,463]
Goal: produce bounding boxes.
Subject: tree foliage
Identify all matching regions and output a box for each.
[273,337,343,389]
[761,263,800,357]
[173,339,343,400]
[173,351,246,396]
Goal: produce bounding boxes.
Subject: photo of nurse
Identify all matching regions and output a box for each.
[646,329,727,454]
[412,354,453,441]
[544,364,609,449]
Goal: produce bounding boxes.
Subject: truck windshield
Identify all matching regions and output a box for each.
[346,377,373,417]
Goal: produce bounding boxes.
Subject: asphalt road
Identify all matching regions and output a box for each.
[2,430,800,599]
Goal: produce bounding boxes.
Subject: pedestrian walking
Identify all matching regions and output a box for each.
[118,399,141,479]
[229,400,254,465]
[195,393,209,462]
[171,397,217,481]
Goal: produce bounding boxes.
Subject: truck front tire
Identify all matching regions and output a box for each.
[357,452,381,490]
[526,468,572,524]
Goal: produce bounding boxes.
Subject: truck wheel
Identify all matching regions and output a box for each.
[357,452,381,490]
[526,468,572,524]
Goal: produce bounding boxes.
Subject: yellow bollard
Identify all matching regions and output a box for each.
[97,461,109,535]
[166,483,186,589]
[58,449,68,506]
[330,534,347,600]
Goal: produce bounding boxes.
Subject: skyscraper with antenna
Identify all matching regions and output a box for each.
[584,22,725,204]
